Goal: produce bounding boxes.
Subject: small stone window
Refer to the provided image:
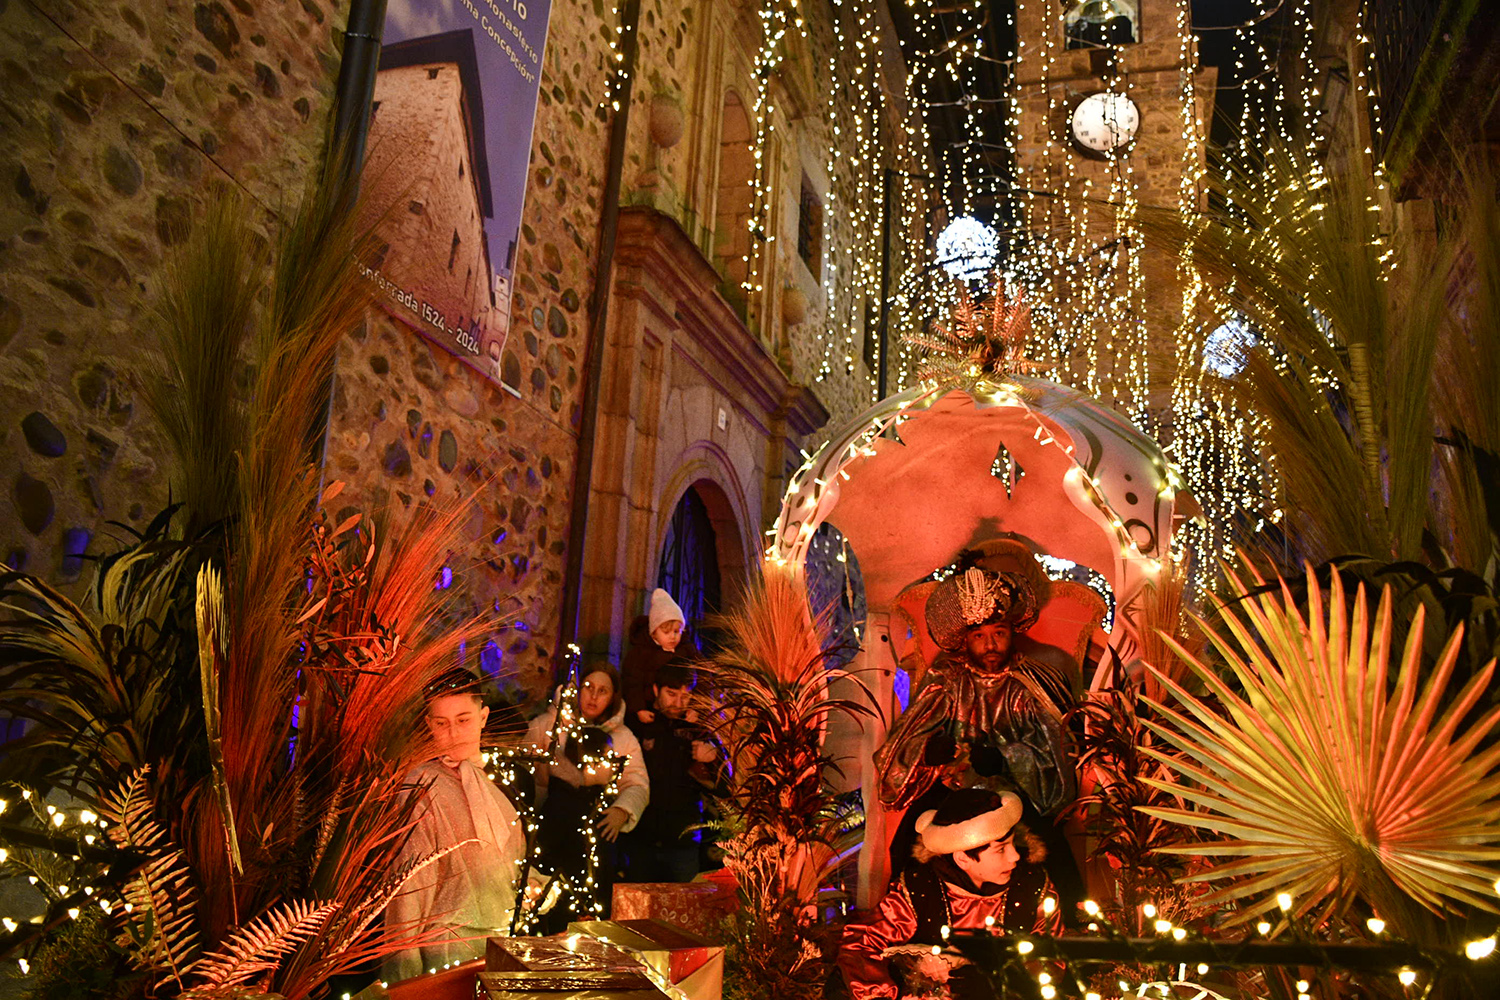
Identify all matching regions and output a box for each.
[797,176,823,279]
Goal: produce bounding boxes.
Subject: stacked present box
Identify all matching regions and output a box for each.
[567,919,724,1000]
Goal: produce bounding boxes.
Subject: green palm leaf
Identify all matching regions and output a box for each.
[1138,564,1500,936]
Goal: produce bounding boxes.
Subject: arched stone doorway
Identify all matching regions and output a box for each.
[655,478,746,652]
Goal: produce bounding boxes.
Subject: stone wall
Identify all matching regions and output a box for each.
[1,0,346,585]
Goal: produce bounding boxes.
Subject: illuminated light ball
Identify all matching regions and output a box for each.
[1398,969,1417,987]
[1016,940,1034,955]
[1256,921,1272,935]
[1142,903,1157,918]
[1276,892,1294,912]
[1296,981,1309,993]
[1202,316,1255,377]
[1367,917,1386,934]
[1466,936,1497,960]
[935,216,1000,280]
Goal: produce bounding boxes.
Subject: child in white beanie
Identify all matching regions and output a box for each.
[622,588,686,724]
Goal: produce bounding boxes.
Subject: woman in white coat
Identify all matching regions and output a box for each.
[526,663,648,926]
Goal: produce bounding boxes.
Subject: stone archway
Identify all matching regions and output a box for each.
[656,453,751,602]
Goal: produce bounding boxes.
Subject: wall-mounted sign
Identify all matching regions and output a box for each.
[360,0,552,383]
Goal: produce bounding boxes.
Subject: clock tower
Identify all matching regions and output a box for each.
[1007,0,1218,410]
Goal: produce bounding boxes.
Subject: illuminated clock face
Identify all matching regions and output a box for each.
[1070,92,1141,153]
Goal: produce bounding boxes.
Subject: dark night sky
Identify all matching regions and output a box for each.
[1190,0,1280,148]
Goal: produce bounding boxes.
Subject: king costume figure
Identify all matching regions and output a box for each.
[385,669,528,981]
[878,544,1075,813]
[838,789,1061,1000]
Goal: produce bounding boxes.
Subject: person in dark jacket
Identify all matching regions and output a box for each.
[622,661,725,882]
[621,588,686,724]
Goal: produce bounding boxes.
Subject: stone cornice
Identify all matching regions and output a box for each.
[612,206,825,433]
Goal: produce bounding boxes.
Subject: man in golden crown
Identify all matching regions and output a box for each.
[874,543,1079,903]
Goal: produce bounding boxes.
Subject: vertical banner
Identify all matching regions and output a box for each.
[360,0,552,383]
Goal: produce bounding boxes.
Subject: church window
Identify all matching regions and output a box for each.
[1064,0,1139,49]
[797,176,824,279]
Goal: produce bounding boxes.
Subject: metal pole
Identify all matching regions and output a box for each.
[556,0,644,664]
[312,0,387,484]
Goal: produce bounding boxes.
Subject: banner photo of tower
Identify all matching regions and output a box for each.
[361,0,552,384]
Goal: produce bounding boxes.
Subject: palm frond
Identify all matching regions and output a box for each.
[0,533,204,800]
[195,564,240,874]
[1140,137,1456,565]
[1138,564,1500,940]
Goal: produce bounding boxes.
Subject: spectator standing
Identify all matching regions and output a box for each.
[385,670,527,981]
[526,664,648,927]
[623,661,725,882]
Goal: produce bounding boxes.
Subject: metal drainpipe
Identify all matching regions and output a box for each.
[555,0,644,669]
[329,0,389,176]
[313,0,387,488]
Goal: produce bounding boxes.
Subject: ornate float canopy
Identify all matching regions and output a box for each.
[770,376,1193,682]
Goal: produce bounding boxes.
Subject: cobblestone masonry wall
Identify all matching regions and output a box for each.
[1,0,347,584]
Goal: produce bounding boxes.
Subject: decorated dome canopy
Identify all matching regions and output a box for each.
[771,376,1192,673]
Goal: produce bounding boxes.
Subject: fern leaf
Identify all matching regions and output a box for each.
[100,765,168,852]
[100,767,202,985]
[191,900,338,989]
